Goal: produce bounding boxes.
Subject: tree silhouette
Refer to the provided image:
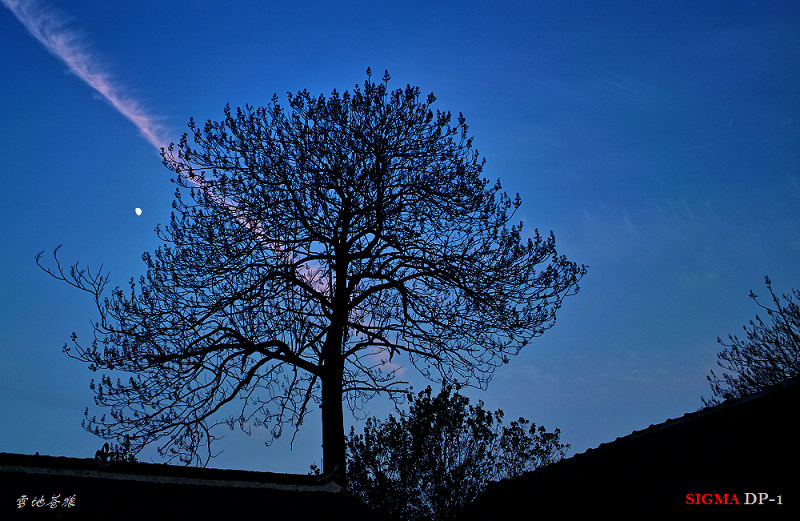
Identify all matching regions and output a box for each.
[704,276,800,406]
[38,69,584,478]
[345,386,568,521]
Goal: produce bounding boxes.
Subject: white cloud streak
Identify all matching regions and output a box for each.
[2,0,325,283]
[3,0,398,375]
[1,0,166,149]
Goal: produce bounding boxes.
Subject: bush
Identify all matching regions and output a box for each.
[345,386,568,521]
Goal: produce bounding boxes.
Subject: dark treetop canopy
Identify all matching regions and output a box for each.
[39,70,585,475]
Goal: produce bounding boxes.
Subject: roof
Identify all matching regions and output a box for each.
[1,452,376,520]
[0,451,339,492]
[461,377,800,518]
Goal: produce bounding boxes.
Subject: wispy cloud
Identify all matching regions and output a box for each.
[3,0,403,376]
[2,0,329,281]
[1,0,166,149]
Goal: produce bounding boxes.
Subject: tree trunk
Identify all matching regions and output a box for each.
[321,321,346,484]
[322,225,350,484]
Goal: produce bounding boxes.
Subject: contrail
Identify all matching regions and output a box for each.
[1,0,166,149]
[1,0,305,261]
[0,0,241,215]
[1,0,268,245]
[3,0,400,373]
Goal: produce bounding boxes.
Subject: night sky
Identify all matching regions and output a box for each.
[1,0,798,473]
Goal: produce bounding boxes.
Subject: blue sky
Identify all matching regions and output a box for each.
[1,0,798,473]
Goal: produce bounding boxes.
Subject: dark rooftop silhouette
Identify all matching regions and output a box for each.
[461,377,799,519]
[1,452,376,520]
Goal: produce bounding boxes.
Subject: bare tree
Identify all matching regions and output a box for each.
[38,69,585,479]
[704,276,800,406]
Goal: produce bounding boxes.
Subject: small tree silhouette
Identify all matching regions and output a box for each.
[704,276,800,405]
